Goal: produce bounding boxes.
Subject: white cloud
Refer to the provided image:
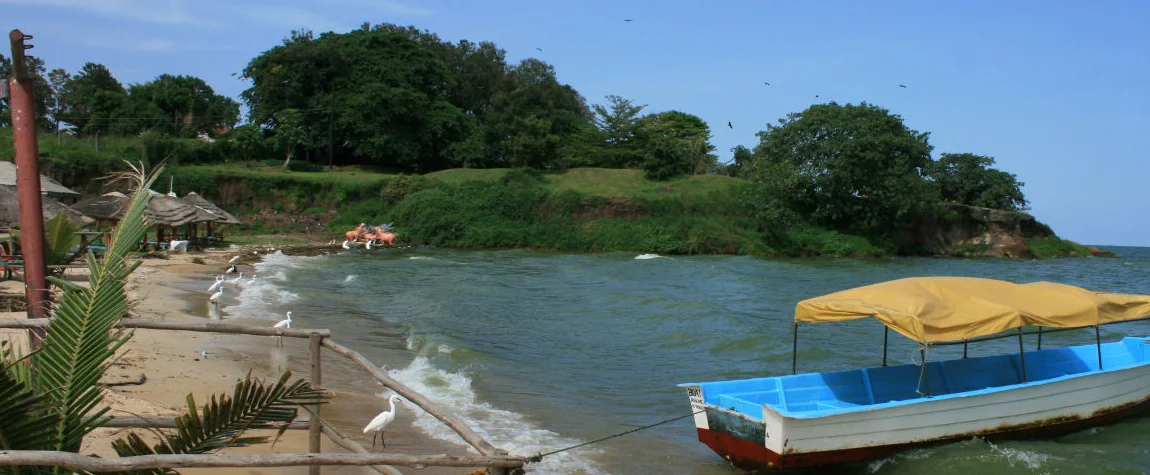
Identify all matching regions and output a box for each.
[326,0,435,16]
[236,5,345,32]
[134,39,176,52]
[0,0,217,27]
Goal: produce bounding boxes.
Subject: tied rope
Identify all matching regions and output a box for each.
[526,408,707,464]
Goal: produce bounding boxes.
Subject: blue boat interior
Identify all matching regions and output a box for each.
[688,337,1150,419]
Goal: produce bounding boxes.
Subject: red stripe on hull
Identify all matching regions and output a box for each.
[697,395,1150,471]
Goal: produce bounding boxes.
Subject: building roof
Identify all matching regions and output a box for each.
[0,161,79,195]
[0,185,93,228]
[145,190,218,227]
[70,192,129,221]
[181,192,242,225]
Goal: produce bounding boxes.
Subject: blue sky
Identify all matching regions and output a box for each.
[6,0,1150,247]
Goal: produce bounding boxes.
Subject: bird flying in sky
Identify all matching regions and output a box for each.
[727,121,733,129]
[898,84,908,88]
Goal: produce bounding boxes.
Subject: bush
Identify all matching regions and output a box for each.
[286,160,325,172]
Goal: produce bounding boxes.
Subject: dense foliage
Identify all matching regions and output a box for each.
[3,21,1049,256]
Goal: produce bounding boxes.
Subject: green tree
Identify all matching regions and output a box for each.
[752,102,939,237]
[483,59,591,169]
[639,110,716,179]
[47,68,71,133]
[60,62,128,135]
[123,74,239,137]
[927,152,1028,211]
[583,95,647,168]
[272,108,308,167]
[727,145,754,178]
[0,54,53,130]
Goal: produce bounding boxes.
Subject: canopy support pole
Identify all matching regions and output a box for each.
[791,323,798,375]
[881,327,888,366]
[1037,326,1043,350]
[920,347,931,398]
[962,340,968,359]
[1096,325,1103,370]
[1017,327,1027,383]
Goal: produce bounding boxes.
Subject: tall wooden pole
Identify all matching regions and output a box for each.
[308,333,323,475]
[9,29,49,347]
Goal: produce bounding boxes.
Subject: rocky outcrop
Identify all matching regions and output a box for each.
[900,204,1056,258]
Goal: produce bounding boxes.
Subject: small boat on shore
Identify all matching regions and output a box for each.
[680,276,1150,471]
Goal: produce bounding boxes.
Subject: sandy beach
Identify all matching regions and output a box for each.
[0,241,485,475]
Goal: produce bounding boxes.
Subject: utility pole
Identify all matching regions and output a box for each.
[8,29,49,347]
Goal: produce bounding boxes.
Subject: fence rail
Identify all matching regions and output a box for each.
[0,317,523,474]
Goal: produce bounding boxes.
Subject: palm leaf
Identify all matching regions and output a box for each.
[0,368,58,458]
[42,212,80,269]
[112,371,326,469]
[32,161,161,455]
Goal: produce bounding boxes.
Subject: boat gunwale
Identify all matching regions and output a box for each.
[681,337,1150,420]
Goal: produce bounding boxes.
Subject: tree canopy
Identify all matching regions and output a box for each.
[751,102,939,237]
[928,152,1028,211]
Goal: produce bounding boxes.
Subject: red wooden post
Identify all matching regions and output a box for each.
[8,29,49,345]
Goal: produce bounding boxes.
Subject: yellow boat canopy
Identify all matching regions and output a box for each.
[794,277,1150,345]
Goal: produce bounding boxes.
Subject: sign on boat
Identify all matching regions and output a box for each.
[679,276,1150,471]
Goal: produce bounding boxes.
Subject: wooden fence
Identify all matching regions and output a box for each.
[0,317,527,475]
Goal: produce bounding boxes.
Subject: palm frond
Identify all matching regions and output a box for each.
[32,161,161,454]
[42,213,80,269]
[113,371,326,460]
[1,339,33,387]
[0,368,58,453]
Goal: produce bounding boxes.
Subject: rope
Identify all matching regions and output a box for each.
[526,408,706,464]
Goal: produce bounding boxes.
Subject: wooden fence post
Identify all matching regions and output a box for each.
[309,333,323,475]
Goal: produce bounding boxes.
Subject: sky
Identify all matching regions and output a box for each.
[5,0,1150,247]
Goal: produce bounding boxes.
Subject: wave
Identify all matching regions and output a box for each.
[222,251,301,320]
[634,254,663,260]
[343,274,358,284]
[384,357,608,474]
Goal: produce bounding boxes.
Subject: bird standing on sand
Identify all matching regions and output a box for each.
[273,311,293,347]
[209,286,224,304]
[364,394,402,448]
[229,255,241,264]
[230,272,244,284]
[226,265,236,275]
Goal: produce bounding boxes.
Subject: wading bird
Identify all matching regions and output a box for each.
[208,275,225,293]
[364,394,402,448]
[229,255,241,264]
[208,286,224,304]
[273,311,293,347]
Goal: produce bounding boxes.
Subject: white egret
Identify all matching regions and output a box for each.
[363,394,402,448]
[225,265,236,275]
[273,311,293,347]
[229,255,241,264]
[366,240,373,250]
[342,240,351,249]
[208,286,224,304]
[230,272,244,284]
[208,275,225,293]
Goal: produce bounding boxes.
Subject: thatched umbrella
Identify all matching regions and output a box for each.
[0,185,94,228]
[70,192,129,222]
[0,161,80,202]
[181,192,241,225]
[180,192,241,243]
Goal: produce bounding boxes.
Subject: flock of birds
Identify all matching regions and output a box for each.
[204,250,403,448]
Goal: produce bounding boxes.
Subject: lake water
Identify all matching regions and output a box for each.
[225,245,1150,475]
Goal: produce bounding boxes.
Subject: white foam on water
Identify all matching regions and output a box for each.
[223,251,302,320]
[384,357,609,475]
[409,256,436,260]
[634,254,663,260]
[986,441,1054,470]
[343,274,358,284]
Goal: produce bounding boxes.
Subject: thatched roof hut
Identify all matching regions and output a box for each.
[0,161,80,198]
[145,190,216,227]
[70,192,129,221]
[181,192,242,225]
[0,185,93,228]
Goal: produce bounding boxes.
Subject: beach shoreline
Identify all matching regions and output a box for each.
[2,237,480,475]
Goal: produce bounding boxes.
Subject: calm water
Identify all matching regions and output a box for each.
[225,246,1150,475]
